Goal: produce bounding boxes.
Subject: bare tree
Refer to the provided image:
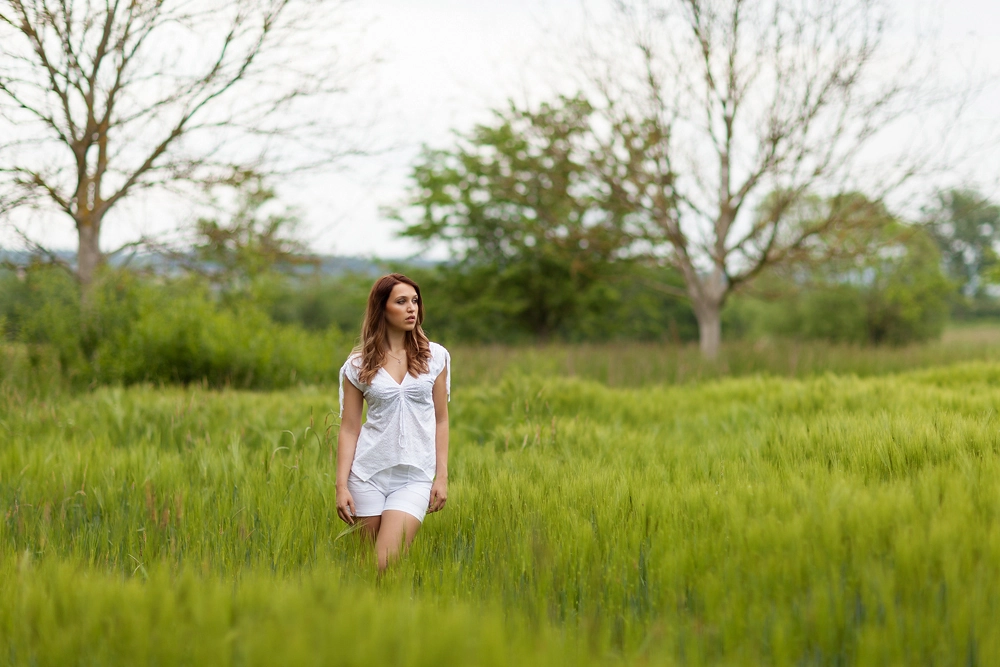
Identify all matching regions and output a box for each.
[0,0,367,298]
[584,0,964,357]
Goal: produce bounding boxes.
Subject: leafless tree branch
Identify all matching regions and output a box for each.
[0,0,371,293]
[581,0,975,356]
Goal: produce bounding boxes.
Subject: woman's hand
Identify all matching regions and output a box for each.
[428,477,448,513]
[336,487,356,525]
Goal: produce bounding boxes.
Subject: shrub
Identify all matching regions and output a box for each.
[0,267,350,389]
[267,273,373,333]
[1,265,89,381]
[724,226,952,345]
[92,280,349,388]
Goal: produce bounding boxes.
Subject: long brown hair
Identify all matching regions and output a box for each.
[354,273,431,385]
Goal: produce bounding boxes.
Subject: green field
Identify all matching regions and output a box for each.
[2,346,1000,664]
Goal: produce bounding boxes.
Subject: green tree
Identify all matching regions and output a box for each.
[191,170,317,303]
[866,227,951,344]
[581,0,961,357]
[731,194,952,344]
[399,96,639,340]
[924,189,1000,299]
[398,259,695,345]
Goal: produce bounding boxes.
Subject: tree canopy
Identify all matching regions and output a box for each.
[925,189,1000,300]
[575,0,960,356]
[401,96,640,339]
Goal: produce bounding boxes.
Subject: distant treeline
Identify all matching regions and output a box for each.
[0,267,348,389]
[0,253,969,390]
[1,180,997,389]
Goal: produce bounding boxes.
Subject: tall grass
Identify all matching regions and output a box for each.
[6,322,1000,394]
[450,324,1000,387]
[2,362,1000,664]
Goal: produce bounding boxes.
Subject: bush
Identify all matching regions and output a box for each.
[92,279,349,387]
[267,273,373,333]
[0,267,350,389]
[724,226,952,345]
[1,265,91,381]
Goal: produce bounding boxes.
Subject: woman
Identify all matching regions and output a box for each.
[336,273,450,571]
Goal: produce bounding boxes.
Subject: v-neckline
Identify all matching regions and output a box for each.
[380,365,407,387]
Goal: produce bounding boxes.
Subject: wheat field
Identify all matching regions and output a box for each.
[2,355,1000,665]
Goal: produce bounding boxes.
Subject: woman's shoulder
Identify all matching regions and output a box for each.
[342,350,363,372]
[427,341,450,359]
[426,341,450,373]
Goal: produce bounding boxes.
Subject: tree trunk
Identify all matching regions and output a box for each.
[686,268,727,360]
[694,304,722,359]
[76,218,103,302]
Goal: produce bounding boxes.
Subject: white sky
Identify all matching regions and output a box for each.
[5,0,1000,261]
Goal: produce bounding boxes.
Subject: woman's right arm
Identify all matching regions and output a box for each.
[336,380,364,524]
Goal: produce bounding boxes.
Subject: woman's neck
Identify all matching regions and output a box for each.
[386,329,406,354]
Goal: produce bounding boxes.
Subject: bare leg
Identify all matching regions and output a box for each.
[355,516,381,544]
[374,510,421,572]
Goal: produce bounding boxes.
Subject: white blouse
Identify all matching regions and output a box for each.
[339,342,451,482]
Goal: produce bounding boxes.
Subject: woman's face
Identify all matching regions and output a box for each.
[384,283,419,333]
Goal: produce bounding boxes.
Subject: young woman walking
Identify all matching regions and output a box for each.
[336,273,450,571]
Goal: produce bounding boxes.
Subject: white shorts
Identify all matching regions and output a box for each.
[347,464,433,523]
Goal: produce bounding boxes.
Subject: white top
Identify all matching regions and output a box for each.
[339,342,451,482]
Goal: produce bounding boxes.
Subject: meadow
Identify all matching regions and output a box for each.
[451,324,1000,387]
[2,333,1000,665]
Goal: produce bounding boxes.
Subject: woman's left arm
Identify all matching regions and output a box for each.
[428,361,449,513]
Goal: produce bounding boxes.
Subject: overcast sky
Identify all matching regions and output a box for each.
[6,0,1000,260]
[309,0,1000,260]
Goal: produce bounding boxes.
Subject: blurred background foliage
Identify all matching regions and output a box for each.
[0,213,970,391]
[0,265,350,389]
[924,188,1000,320]
[0,108,996,390]
[725,197,954,346]
[0,183,991,391]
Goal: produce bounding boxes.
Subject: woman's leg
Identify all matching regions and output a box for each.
[374,510,421,572]
[355,515,381,544]
[347,470,387,546]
